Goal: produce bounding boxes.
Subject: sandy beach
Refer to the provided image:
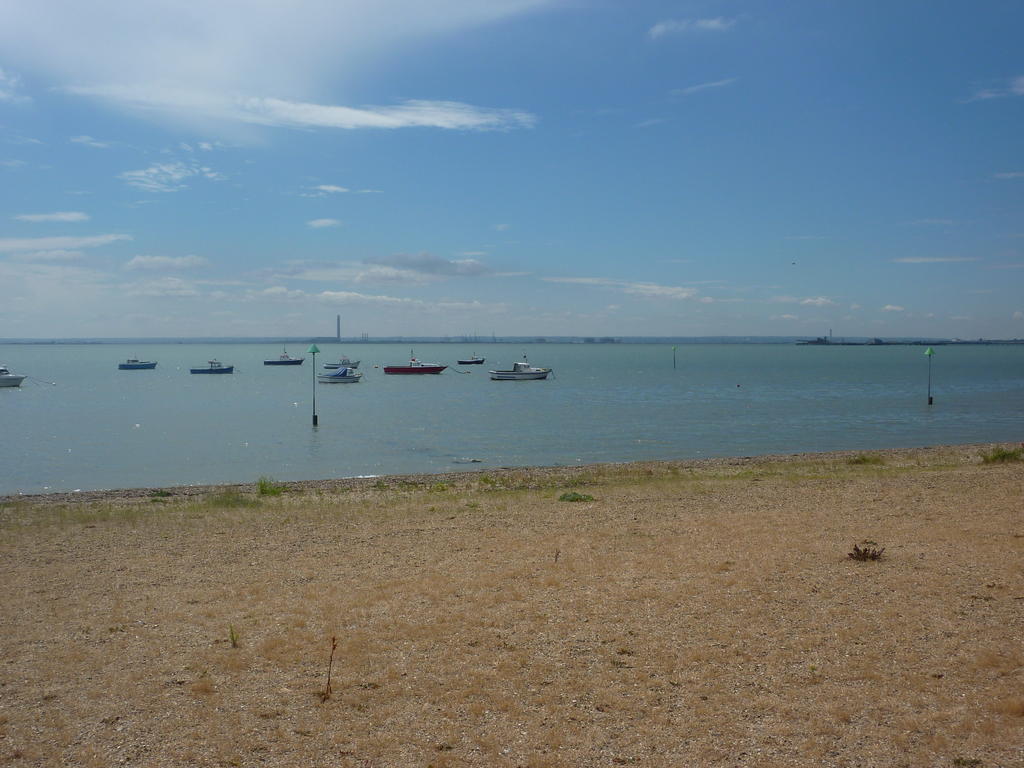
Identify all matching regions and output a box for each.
[1,444,1022,767]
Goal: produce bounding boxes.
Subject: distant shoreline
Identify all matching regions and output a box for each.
[4,336,1023,345]
[1,442,1008,506]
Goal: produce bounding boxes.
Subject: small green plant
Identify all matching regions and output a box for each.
[229,625,239,648]
[952,758,982,767]
[256,476,285,496]
[372,479,388,490]
[204,490,260,509]
[981,446,1023,464]
[150,489,172,498]
[848,454,884,466]
[429,482,449,492]
[848,540,885,561]
[559,491,594,502]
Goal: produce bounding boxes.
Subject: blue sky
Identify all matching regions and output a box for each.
[1,0,1022,339]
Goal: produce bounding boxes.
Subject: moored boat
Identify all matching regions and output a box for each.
[317,366,363,383]
[118,358,157,370]
[383,353,446,375]
[0,364,26,388]
[190,359,234,374]
[457,355,485,365]
[264,347,304,365]
[489,356,551,380]
[323,356,360,370]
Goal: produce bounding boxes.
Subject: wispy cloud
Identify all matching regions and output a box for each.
[892,256,979,263]
[964,75,1024,103]
[772,295,837,306]
[119,161,225,192]
[64,88,537,134]
[649,17,737,39]
[993,171,1024,179]
[364,253,490,278]
[672,78,737,96]
[70,135,110,149]
[122,276,200,297]
[543,276,698,300]
[14,211,90,223]
[634,118,668,129]
[7,249,84,262]
[0,67,29,104]
[124,254,209,270]
[307,218,341,228]
[882,304,905,312]
[249,285,502,314]
[0,233,131,253]
[2,1,552,136]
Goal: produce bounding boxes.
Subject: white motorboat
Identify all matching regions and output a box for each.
[0,364,26,388]
[323,356,360,370]
[489,357,552,380]
[318,366,363,383]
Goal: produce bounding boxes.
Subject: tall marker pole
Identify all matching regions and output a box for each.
[672,345,677,370]
[308,344,320,425]
[924,346,934,405]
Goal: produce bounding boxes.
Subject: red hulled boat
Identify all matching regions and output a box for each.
[383,354,447,375]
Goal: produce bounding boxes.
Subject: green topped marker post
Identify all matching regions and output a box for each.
[924,346,934,405]
[308,344,320,425]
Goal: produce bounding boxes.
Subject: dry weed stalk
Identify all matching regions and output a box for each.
[321,635,338,702]
[848,541,885,561]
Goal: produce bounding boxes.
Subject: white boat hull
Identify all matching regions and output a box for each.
[0,375,26,387]
[489,369,550,380]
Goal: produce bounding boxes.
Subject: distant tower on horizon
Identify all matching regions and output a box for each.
[336,314,341,341]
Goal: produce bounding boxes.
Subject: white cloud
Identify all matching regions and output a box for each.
[1013,311,1023,320]
[779,314,798,320]
[124,254,209,270]
[307,218,341,228]
[0,67,29,103]
[1,160,28,168]
[799,297,836,307]
[892,256,979,263]
[965,75,1024,102]
[70,135,111,149]
[0,1,551,137]
[0,233,131,252]
[314,184,349,194]
[673,78,737,96]
[14,211,90,223]
[494,223,510,231]
[649,17,736,39]
[119,161,224,192]
[882,304,905,312]
[364,253,489,278]
[544,276,698,300]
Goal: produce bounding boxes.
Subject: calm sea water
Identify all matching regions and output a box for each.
[1,343,1022,495]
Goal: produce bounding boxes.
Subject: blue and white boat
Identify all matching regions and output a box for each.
[0,364,26,388]
[323,356,360,370]
[190,359,234,374]
[118,358,157,370]
[318,366,362,383]
[264,347,304,366]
